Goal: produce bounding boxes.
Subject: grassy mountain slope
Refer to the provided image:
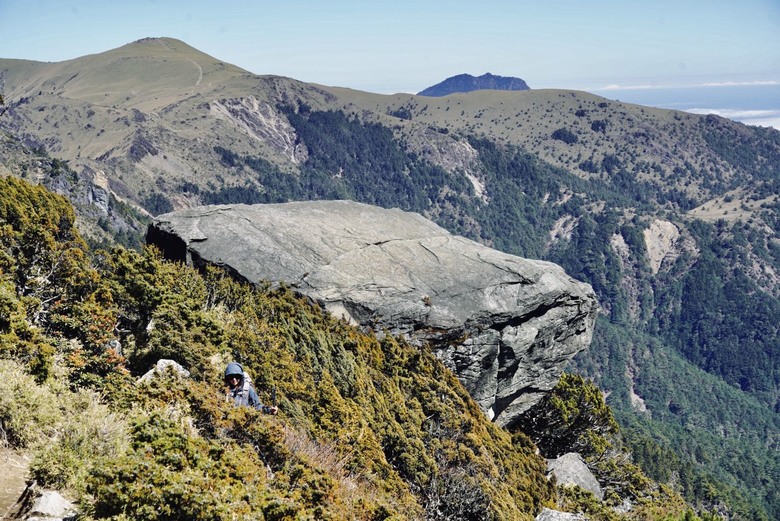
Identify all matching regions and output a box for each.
[2,37,780,519]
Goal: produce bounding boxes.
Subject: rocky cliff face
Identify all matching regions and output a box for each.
[147,200,599,427]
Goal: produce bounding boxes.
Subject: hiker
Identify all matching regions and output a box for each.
[224,361,278,414]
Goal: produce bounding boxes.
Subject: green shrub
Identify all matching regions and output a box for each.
[88,410,268,521]
[0,359,128,493]
[0,359,62,447]
[552,128,578,144]
[30,386,129,491]
[515,373,619,459]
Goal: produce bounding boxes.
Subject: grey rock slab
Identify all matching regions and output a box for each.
[535,508,587,521]
[139,358,191,382]
[547,452,603,500]
[148,200,598,427]
[29,490,76,518]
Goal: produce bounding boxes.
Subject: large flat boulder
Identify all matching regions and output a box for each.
[147,200,598,427]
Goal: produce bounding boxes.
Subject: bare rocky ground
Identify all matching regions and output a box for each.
[0,447,30,518]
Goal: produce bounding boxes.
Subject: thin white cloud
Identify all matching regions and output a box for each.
[592,79,780,91]
[701,80,780,87]
[684,108,780,130]
[685,108,779,119]
[738,116,780,130]
[599,84,662,91]
[577,79,780,130]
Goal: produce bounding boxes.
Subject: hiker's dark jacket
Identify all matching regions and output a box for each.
[227,380,264,409]
[225,361,272,412]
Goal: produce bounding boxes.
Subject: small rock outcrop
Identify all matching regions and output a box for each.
[27,490,76,521]
[535,508,586,521]
[547,452,603,500]
[147,201,598,427]
[5,482,76,521]
[139,359,191,382]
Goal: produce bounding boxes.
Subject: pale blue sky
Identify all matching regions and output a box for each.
[2,0,778,93]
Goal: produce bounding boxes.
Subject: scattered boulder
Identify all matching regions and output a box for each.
[547,452,603,500]
[139,359,191,382]
[613,497,633,514]
[5,482,76,521]
[535,507,586,521]
[148,201,598,427]
[27,490,76,521]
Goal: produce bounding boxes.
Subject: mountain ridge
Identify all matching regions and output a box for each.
[0,37,253,111]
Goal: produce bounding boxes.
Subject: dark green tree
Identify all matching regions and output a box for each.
[514,373,619,459]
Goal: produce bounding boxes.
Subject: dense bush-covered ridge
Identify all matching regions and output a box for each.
[2,175,557,519]
[0,176,714,520]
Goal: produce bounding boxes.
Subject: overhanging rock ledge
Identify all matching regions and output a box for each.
[147,200,599,427]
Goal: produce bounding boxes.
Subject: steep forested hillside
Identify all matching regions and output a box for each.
[0,175,550,520]
[0,175,716,520]
[167,107,780,519]
[2,37,779,519]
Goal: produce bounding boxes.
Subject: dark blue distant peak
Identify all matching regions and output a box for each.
[417,73,530,97]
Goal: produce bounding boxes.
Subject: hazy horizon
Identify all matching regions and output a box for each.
[591,82,780,130]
